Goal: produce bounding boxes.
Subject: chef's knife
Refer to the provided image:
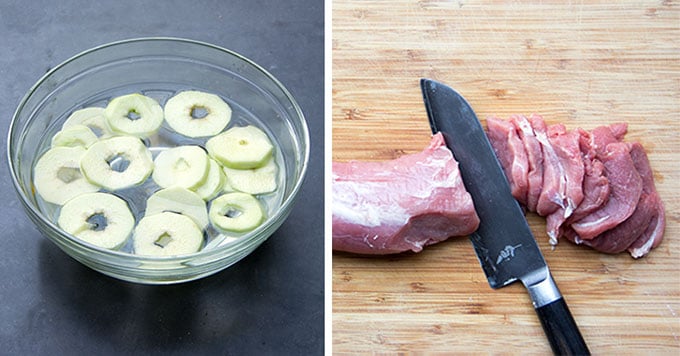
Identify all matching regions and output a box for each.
[421,78,590,355]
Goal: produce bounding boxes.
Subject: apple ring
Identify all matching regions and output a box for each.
[57,192,134,249]
[133,212,204,256]
[104,93,164,138]
[80,136,153,191]
[209,192,265,233]
[34,146,100,205]
[164,90,232,138]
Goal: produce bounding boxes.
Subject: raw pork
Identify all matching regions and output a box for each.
[487,115,664,258]
[511,115,544,211]
[487,117,529,204]
[332,133,480,254]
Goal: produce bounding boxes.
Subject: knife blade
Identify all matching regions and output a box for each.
[421,78,589,355]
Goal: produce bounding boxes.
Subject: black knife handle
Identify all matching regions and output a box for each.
[535,297,590,355]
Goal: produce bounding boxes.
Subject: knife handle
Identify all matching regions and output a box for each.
[535,297,590,355]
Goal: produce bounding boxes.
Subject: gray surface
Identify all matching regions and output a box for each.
[0,1,324,354]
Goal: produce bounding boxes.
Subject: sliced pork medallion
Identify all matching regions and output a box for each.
[625,143,665,257]
[564,143,665,257]
[510,114,544,211]
[332,133,480,254]
[531,116,569,218]
[544,124,584,244]
[486,116,529,205]
[487,115,664,258]
[570,142,642,240]
[568,128,610,222]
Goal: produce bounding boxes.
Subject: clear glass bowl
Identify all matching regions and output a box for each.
[7,38,309,284]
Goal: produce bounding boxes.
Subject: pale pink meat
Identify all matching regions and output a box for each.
[544,124,585,243]
[531,117,566,217]
[510,114,544,212]
[332,133,480,255]
[488,116,663,258]
[570,143,642,240]
[564,143,665,257]
[626,143,666,258]
[486,117,529,204]
[568,128,610,222]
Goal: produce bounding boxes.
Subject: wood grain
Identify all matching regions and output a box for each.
[332,0,680,354]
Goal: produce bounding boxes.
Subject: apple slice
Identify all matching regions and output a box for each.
[152,145,209,190]
[34,146,100,205]
[80,136,154,191]
[133,212,203,256]
[57,192,134,249]
[222,156,278,195]
[164,90,232,138]
[145,187,209,230]
[209,192,265,233]
[51,124,98,148]
[63,107,113,138]
[192,158,225,201]
[104,93,164,138]
[206,125,274,169]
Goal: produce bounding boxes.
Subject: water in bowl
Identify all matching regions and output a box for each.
[33,87,286,255]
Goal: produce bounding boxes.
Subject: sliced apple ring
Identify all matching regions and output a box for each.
[164,90,232,138]
[145,187,209,230]
[152,145,209,190]
[209,192,265,233]
[133,212,204,256]
[206,125,274,169]
[222,156,278,195]
[51,124,98,148]
[80,136,154,191]
[62,107,113,138]
[34,146,101,205]
[192,158,225,200]
[104,93,164,138]
[57,192,134,249]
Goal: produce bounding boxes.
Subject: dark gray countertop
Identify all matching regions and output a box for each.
[0,1,324,354]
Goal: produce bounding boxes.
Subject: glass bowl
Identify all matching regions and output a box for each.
[7,38,309,284]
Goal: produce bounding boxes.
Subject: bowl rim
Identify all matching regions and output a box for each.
[7,36,311,264]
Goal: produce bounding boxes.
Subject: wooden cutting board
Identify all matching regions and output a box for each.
[332,1,680,354]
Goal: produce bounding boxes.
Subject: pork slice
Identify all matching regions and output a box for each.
[486,116,529,205]
[628,205,665,258]
[565,143,664,257]
[531,116,566,216]
[544,124,585,244]
[626,143,665,258]
[576,192,656,254]
[571,158,609,221]
[570,142,642,240]
[609,122,628,141]
[332,133,480,255]
[590,123,628,156]
[569,128,610,222]
[511,114,544,212]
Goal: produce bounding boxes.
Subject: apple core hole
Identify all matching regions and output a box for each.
[154,232,174,248]
[224,208,242,218]
[57,167,82,183]
[89,126,104,137]
[107,154,130,172]
[126,109,141,121]
[175,158,190,171]
[86,213,108,231]
[191,106,209,119]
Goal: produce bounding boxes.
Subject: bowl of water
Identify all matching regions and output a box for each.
[7,38,309,284]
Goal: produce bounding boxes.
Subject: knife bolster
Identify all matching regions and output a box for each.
[523,270,562,308]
